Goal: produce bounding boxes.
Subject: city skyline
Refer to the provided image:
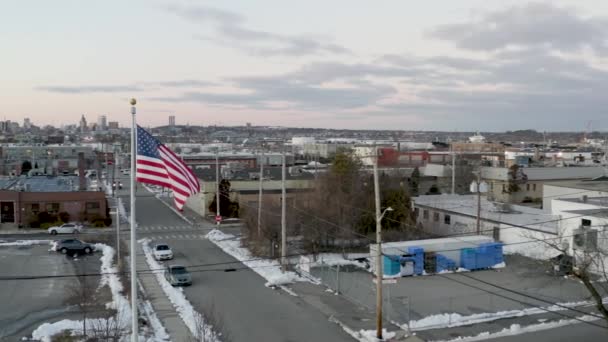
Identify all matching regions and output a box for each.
[3,1,608,131]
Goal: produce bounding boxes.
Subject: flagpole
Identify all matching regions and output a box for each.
[129,98,138,341]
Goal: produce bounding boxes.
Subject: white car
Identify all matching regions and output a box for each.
[153,244,174,261]
[48,223,83,235]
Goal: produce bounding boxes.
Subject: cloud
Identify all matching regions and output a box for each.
[154,80,217,87]
[150,67,396,111]
[429,3,608,53]
[37,80,216,94]
[166,4,350,56]
[36,85,145,94]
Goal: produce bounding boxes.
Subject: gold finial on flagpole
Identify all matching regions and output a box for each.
[130,98,137,106]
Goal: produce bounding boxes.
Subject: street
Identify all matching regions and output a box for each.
[119,180,354,342]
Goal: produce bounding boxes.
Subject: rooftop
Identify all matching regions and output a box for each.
[0,176,81,192]
[414,194,560,234]
[544,179,608,192]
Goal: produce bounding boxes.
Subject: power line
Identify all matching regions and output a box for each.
[438,274,608,330]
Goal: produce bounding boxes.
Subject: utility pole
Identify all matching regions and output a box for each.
[257,148,264,237]
[451,144,456,194]
[476,170,482,235]
[216,149,221,226]
[373,146,383,340]
[116,198,121,271]
[281,147,287,271]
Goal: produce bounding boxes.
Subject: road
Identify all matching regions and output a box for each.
[0,243,103,340]
[118,179,353,342]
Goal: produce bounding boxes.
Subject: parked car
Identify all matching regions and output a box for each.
[112,181,123,190]
[48,223,83,235]
[164,265,192,286]
[121,169,130,175]
[55,239,93,254]
[153,244,173,261]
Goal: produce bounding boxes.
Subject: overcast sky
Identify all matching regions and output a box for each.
[2,0,608,131]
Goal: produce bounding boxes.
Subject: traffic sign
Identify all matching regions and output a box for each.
[215,215,222,223]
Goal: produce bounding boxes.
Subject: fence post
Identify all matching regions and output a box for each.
[336,264,340,295]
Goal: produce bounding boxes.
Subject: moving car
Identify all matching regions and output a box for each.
[112,181,123,190]
[153,244,173,261]
[48,223,83,235]
[164,265,192,286]
[55,239,93,254]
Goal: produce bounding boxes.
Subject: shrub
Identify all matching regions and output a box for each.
[29,221,40,228]
[58,211,70,223]
[103,217,112,227]
[38,212,56,224]
[93,220,105,228]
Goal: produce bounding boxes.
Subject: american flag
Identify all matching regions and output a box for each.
[135,125,200,210]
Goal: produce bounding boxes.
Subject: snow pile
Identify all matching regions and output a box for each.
[141,239,220,341]
[0,239,51,247]
[492,262,506,269]
[409,299,590,331]
[32,320,81,342]
[96,243,131,325]
[357,329,396,341]
[140,299,170,341]
[312,253,368,269]
[117,198,130,224]
[205,229,307,288]
[434,315,599,342]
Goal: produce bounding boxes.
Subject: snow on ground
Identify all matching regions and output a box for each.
[432,315,599,342]
[205,229,307,288]
[0,240,51,247]
[141,239,220,341]
[408,299,590,331]
[117,197,131,225]
[358,329,396,341]
[140,298,171,341]
[95,243,131,325]
[311,253,369,269]
[31,244,135,341]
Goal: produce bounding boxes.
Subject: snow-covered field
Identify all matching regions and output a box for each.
[205,229,307,288]
[141,239,220,341]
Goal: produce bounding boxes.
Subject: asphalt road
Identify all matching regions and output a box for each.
[0,243,103,340]
[121,186,353,342]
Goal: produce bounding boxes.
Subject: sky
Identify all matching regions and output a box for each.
[2,0,608,131]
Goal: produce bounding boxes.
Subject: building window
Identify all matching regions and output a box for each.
[31,203,40,214]
[423,209,429,220]
[502,184,506,192]
[533,184,537,191]
[86,202,100,213]
[46,203,60,214]
[433,212,439,222]
[490,182,494,191]
[493,227,500,241]
[526,184,530,191]
[444,214,451,225]
[582,219,592,227]
[414,207,419,219]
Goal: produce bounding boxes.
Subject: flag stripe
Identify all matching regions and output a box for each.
[135,125,201,210]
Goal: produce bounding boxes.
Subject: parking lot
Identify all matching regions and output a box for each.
[0,240,106,340]
[311,254,600,340]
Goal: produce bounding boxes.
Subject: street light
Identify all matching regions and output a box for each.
[379,207,394,221]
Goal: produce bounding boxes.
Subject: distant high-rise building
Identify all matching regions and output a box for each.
[108,121,119,129]
[97,115,107,131]
[169,115,176,127]
[24,118,31,129]
[79,115,87,133]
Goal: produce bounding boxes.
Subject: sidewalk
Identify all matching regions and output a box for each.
[0,227,114,235]
[136,243,194,341]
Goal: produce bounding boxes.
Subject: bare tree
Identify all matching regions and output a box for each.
[88,307,128,341]
[533,229,608,323]
[66,274,100,338]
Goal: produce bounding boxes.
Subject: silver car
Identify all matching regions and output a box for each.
[164,265,192,286]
